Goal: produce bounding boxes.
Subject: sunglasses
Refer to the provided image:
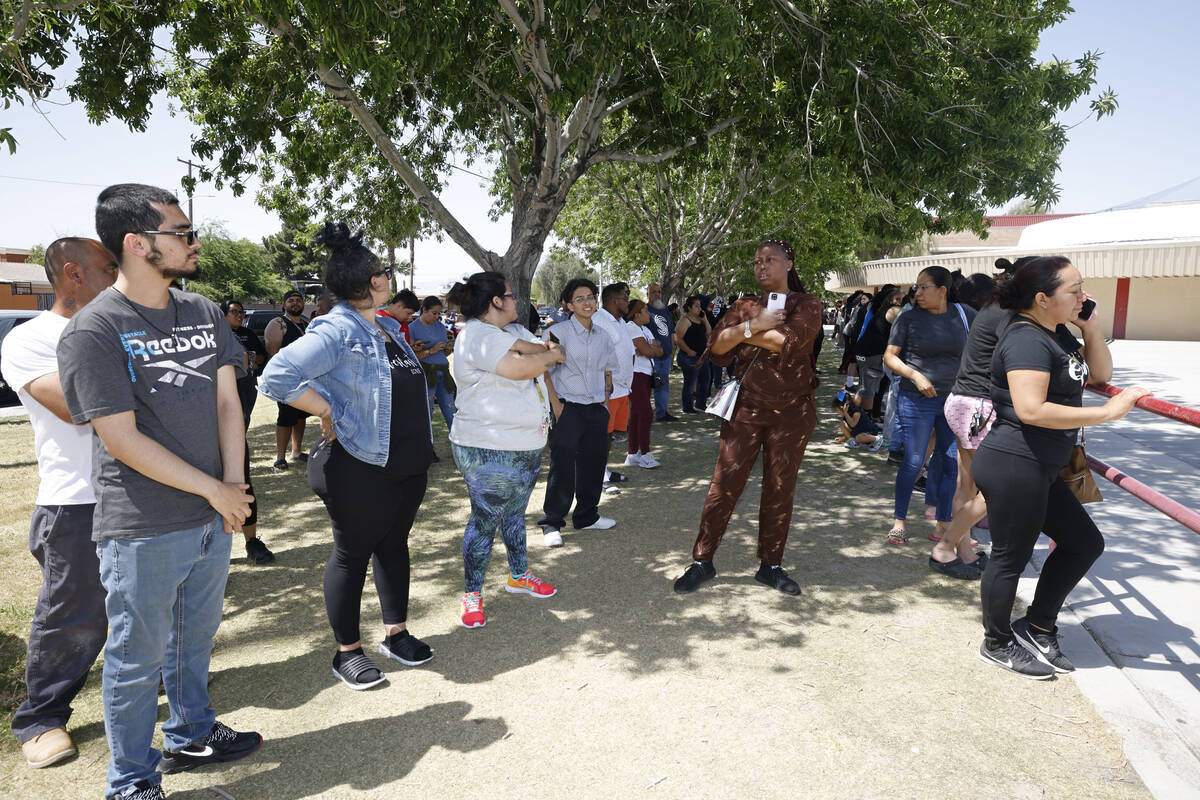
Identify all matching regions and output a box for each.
[137,229,200,246]
[372,268,394,280]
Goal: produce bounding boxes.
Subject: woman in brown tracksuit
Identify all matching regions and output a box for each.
[673,239,822,596]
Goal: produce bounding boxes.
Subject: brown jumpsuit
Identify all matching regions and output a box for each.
[691,292,822,566]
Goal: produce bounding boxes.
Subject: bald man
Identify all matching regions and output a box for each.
[1,238,117,768]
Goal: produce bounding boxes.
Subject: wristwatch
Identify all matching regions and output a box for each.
[743,320,752,338]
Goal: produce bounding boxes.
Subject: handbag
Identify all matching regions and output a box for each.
[306,432,335,500]
[705,349,761,421]
[650,371,663,389]
[1060,432,1102,504]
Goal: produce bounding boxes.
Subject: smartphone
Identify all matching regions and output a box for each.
[767,292,786,311]
[1079,298,1097,321]
[548,331,560,345]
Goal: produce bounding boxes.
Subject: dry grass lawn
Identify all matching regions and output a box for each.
[0,350,1148,799]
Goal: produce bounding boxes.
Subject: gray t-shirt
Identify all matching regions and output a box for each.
[58,287,243,539]
[888,303,976,395]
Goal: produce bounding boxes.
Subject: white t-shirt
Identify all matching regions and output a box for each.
[628,321,653,374]
[593,308,634,398]
[0,311,95,505]
[449,319,552,451]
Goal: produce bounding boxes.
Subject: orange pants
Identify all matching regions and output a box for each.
[692,396,817,566]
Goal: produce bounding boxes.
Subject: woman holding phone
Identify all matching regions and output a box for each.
[673,239,822,596]
[974,256,1147,678]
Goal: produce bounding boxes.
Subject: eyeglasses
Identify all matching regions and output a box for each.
[137,229,199,246]
[226,309,245,316]
[372,268,393,280]
[501,292,516,301]
[914,283,938,292]
[570,294,596,304]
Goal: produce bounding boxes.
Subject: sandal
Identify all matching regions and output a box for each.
[928,556,983,580]
[886,528,909,547]
[273,457,288,470]
[332,651,386,690]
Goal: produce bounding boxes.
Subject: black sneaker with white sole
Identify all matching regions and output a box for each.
[118,780,165,799]
[1012,617,1076,673]
[977,640,1056,680]
[160,721,263,773]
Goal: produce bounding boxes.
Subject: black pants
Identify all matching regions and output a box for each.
[973,446,1104,648]
[12,504,107,743]
[538,402,608,530]
[321,442,428,645]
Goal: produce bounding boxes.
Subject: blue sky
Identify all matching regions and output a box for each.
[2,1,1197,289]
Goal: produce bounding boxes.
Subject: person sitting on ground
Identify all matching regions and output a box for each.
[536,278,620,546]
[259,223,436,690]
[623,299,664,469]
[832,390,881,450]
[447,272,565,628]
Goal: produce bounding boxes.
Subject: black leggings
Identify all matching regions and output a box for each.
[973,446,1104,649]
[321,441,428,645]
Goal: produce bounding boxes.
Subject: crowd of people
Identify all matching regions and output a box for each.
[1,182,1151,798]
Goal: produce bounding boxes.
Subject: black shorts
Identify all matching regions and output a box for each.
[277,401,308,427]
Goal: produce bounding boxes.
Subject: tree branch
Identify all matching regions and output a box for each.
[589,116,739,166]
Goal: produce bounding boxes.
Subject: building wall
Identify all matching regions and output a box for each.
[1124,277,1200,340]
[0,284,45,311]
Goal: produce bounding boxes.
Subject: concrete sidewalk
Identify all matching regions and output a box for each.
[1022,340,1200,799]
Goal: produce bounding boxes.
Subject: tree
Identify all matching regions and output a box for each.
[3,1,1114,315]
[25,242,44,265]
[261,222,325,282]
[1005,197,1056,215]
[191,223,289,303]
[532,245,597,307]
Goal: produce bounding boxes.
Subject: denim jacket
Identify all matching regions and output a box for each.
[258,302,430,467]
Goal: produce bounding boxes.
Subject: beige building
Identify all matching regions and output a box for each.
[828,202,1200,341]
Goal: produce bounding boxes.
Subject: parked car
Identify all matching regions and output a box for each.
[243,309,285,336]
[0,309,42,406]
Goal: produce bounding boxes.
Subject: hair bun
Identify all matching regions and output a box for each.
[315,221,362,253]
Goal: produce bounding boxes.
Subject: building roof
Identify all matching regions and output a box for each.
[1018,202,1200,249]
[1109,176,1200,211]
[983,213,1080,227]
[0,262,50,285]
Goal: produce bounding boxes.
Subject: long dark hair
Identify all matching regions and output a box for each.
[994,256,1073,310]
[447,272,508,319]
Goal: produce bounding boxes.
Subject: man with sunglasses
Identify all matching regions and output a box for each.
[56,184,261,799]
[265,289,310,469]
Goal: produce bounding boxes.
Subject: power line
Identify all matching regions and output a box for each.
[0,174,109,188]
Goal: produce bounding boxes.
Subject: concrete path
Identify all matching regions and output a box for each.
[1021,340,1200,799]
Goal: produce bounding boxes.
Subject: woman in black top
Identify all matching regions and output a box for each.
[973,256,1148,679]
[853,285,902,417]
[673,296,712,413]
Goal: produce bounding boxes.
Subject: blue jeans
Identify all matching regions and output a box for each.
[98,515,232,797]
[427,369,456,430]
[677,353,708,412]
[893,391,957,522]
[651,355,672,419]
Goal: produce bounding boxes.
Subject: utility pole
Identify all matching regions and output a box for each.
[177,157,203,291]
[409,235,415,290]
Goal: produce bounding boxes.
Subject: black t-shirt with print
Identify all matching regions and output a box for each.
[982,319,1089,466]
[383,336,435,476]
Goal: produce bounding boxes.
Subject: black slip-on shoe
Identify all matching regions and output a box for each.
[928,556,982,580]
[673,560,716,594]
[754,564,802,595]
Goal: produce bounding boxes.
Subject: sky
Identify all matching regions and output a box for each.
[2,0,1197,291]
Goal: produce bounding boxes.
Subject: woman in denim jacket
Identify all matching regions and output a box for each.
[259,223,435,690]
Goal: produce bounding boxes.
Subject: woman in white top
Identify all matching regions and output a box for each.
[623,299,664,468]
[446,272,565,629]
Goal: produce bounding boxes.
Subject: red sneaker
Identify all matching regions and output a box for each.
[460,592,485,628]
[505,570,557,598]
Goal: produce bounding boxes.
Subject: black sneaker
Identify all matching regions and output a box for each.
[754,563,802,595]
[379,630,434,666]
[331,649,387,690]
[1012,617,1076,673]
[928,556,982,580]
[119,781,165,799]
[977,640,1056,680]
[657,414,681,422]
[886,451,904,467]
[673,560,716,594]
[160,721,263,773]
[606,470,628,483]
[245,537,275,565]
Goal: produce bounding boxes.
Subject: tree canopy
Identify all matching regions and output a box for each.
[532,244,597,307]
[191,223,289,303]
[3,0,1113,306]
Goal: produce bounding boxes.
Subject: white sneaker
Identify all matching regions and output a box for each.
[639,453,661,468]
[543,529,563,547]
[603,483,622,495]
[581,516,616,530]
[623,454,643,467]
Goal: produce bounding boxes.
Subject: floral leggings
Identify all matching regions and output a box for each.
[452,444,543,594]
